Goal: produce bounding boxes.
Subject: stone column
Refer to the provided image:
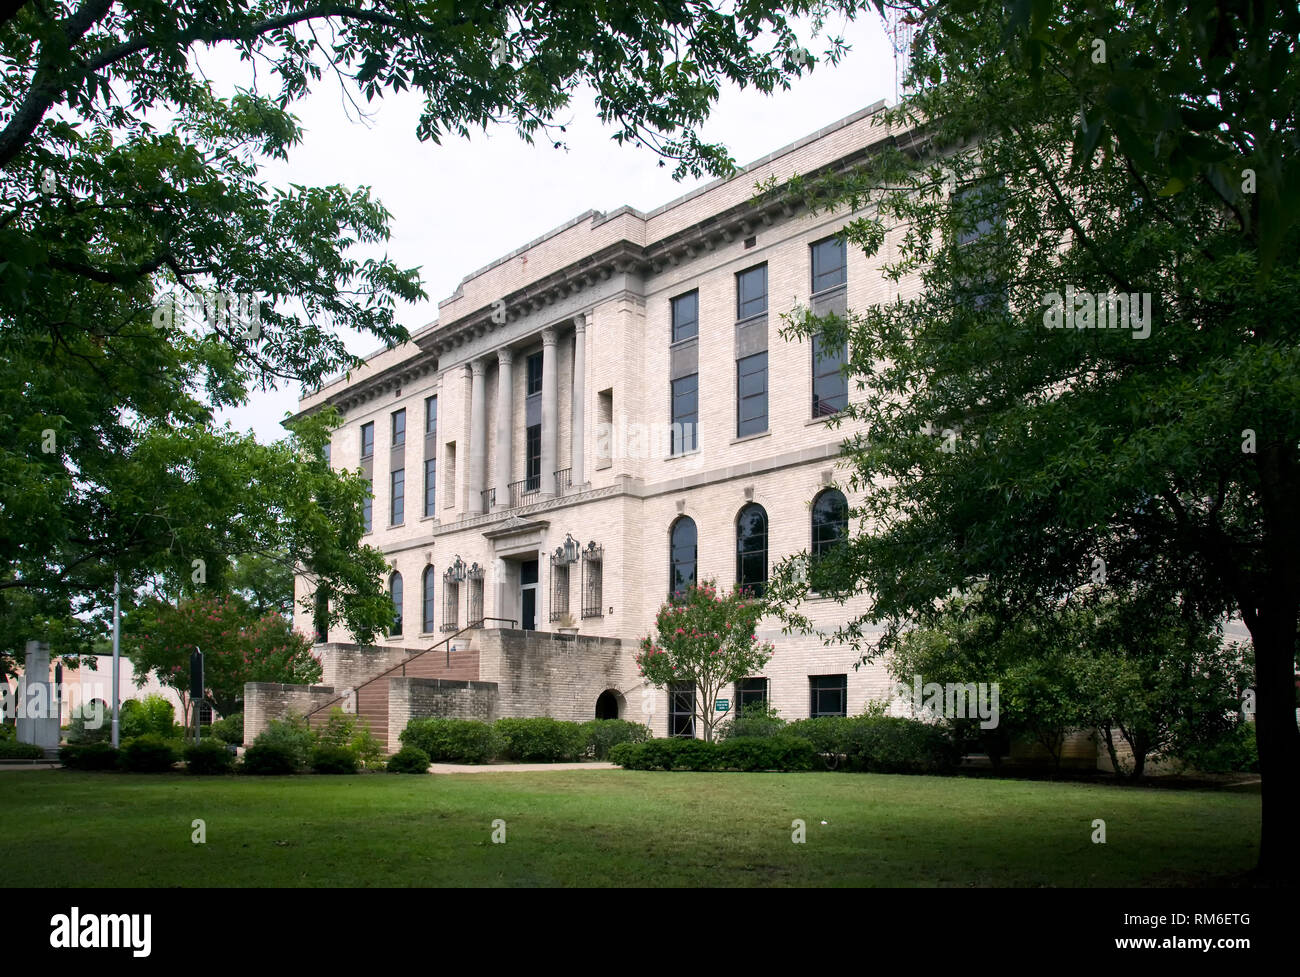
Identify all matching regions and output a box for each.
[570,314,586,489]
[494,348,514,509]
[540,326,558,495]
[467,359,487,514]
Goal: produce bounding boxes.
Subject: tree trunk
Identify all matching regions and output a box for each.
[1248,613,1300,882]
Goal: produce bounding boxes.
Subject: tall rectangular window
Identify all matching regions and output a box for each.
[737,264,767,320]
[390,468,404,525]
[582,544,604,618]
[669,682,696,738]
[444,443,456,509]
[424,457,437,517]
[526,352,543,396]
[424,395,437,436]
[360,422,374,459]
[549,561,570,622]
[811,236,847,294]
[671,290,698,343]
[362,479,372,533]
[392,408,406,446]
[810,675,848,717]
[595,389,613,470]
[736,351,768,437]
[525,423,541,489]
[736,677,769,712]
[442,580,459,632]
[812,334,848,417]
[671,374,698,455]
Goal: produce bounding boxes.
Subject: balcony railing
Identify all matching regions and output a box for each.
[554,468,572,497]
[478,470,577,513]
[508,475,541,509]
[480,487,496,509]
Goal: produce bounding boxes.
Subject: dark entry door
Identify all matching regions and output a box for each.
[521,559,539,631]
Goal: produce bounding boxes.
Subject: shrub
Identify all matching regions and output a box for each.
[400,718,501,763]
[718,703,787,741]
[316,708,386,769]
[310,744,360,774]
[1180,721,1259,774]
[118,734,179,772]
[183,740,235,775]
[581,719,651,759]
[210,712,244,745]
[138,694,177,737]
[66,700,112,744]
[494,717,586,762]
[0,722,14,741]
[609,736,816,772]
[240,742,298,775]
[386,746,432,774]
[838,716,959,774]
[252,714,314,769]
[0,739,46,760]
[59,742,120,770]
[786,717,851,754]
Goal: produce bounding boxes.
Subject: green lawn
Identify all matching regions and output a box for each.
[0,769,1259,886]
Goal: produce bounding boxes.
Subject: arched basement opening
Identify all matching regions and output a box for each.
[595,690,621,720]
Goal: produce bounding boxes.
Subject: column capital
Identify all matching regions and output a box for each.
[497,347,514,367]
[541,326,558,347]
[469,358,487,377]
[573,313,587,334]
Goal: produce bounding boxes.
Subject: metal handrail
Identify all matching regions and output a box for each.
[302,616,517,722]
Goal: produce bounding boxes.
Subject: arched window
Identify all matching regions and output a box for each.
[811,489,849,560]
[313,587,329,644]
[389,571,403,636]
[422,566,436,634]
[736,504,768,597]
[669,516,697,598]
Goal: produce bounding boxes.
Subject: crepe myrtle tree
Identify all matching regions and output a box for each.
[637,581,775,742]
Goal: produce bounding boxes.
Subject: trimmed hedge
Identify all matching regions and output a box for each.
[241,742,298,775]
[310,744,360,774]
[400,718,500,764]
[495,717,586,762]
[786,716,959,774]
[210,712,244,746]
[386,746,432,774]
[59,742,119,770]
[581,719,650,759]
[608,735,816,772]
[0,739,46,760]
[183,740,235,775]
[118,734,179,773]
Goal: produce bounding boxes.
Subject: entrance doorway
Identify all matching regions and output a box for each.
[595,690,620,720]
[520,559,539,631]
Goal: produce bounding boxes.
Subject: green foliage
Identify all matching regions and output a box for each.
[1179,722,1260,774]
[251,714,314,770]
[117,734,179,773]
[785,716,960,774]
[66,700,111,744]
[310,745,360,775]
[0,722,13,740]
[580,719,651,759]
[210,712,244,746]
[240,743,298,776]
[494,717,586,762]
[386,746,432,774]
[183,740,235,775]
[314,708,385,770]
[0,739,45,759]
[717,702,786,740]
[58,742,120,770]
[400,719,500,764]
[608,736,817,771]
[126,596,322,716]
[637,581,776,741]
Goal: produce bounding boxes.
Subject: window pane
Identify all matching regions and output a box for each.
[670,517,697,596]
[390,573,403,636]
[422,567,436,633]
[527,352,543,395]
[671,374,698,455]
[736,352,767,437]
[362,479,372,532]
[392,409,406,446]
[672,291,699,343]
[425,396,438,436]
[424,458,436,516]
[812,334,848,417]
[811,237,847,293]
[812,489,848,559]
[737,265,767,320]
[391,468,404,525]
[361,422,374,458]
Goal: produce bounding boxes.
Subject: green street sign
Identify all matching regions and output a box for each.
[715,698,729,712]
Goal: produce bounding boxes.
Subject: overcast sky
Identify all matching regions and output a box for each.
[210,12,898,443]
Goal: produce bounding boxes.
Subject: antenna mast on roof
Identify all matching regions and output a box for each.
[883,5,918,104]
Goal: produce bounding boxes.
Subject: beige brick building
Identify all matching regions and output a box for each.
[277,101,915,746]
